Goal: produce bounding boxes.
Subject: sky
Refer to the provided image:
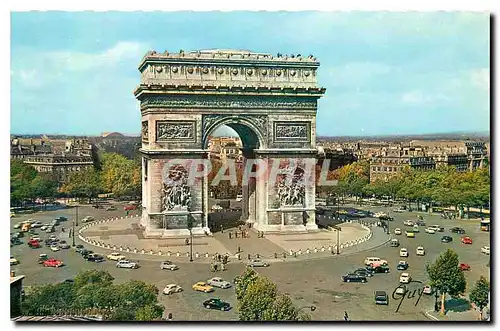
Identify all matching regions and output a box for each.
[10,11,490,137]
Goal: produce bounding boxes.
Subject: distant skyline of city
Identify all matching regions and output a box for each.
[11,12,489,136]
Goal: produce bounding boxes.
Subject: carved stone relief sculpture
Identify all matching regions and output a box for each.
[161,166,191,212]
[141,121,149,142]
[274,122,310,142]
[156,121,195,141]
[275,167,305,207]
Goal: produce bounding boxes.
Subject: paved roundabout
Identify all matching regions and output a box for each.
[10,203,490,321]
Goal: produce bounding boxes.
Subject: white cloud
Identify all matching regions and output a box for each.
[470,68,489,91]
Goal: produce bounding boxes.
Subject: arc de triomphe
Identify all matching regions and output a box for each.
[134,49,326,237]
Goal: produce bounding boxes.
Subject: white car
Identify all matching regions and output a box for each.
[247,259,270,267]
[481,246,490,255]
[416,246,425,256]
[207,277,232,289]
[59,242,70,249]
[395,285,407,295]
[403,220,414,226]
[50,245,60,252]
[31,221,43,228]
[364,257,388,266]
[40,225,48,231]
[374,212,387,218]
[160,261,179,270]
[423,285,432,295]
[394,228,402,235]
[82,216,95,223]
[424,227,436,234]
[163,284,183,295]
[13,223,22,229]
[107,252,126,261]
[31,236,41,242]
[49,235,58,241]
[10,256,19,265]
[116,260,139,269]
[399,248,409,257]
[399,272,411,284]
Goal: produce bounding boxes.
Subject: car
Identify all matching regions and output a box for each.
[416,246,425,256]
[38,254,49,264]
[80,249,94,257]
[399,248,409,257]
[31,221,43,228]
[450,227,466,234]
[247,259,269,267]
[106,206,117,211]
[160,261,179,270]
[379,215,394,221]
[415,220,426,226]
[116,260,139,269]
[403,220,414,226]
[481,246,490,255]
[107,252,127,261]
[74,244,85,252]
[49,235,58,241]
[394,228,402,235]
[82,216,95,223]
[441,235,453,243]
[424,227,436,234]
[163,284,183,295]
[59,241,70,249]
[390,239,400,247]
[192,281,215,293]
[430,225,444,232]
[86,254,105,262]
[13,222,22,229]
[342,273,367,283]
[28,239,41,248]
[374,212,387,218]
[366,264,390,274]
[399,272,411,284]
[55,216,68,222]
[375,291,389,305]
[405,231,415,238]
[354,268,374,278]
[50,245,60,252]
[395,285,407,295]
[30,235,41,242]
[10,238,22,245]
[412,225,420,233]
[203,298,231,311]
[10,256,19,265]
[423,285,433,295]
[40,226,48,231]
[364,257,388,267]
[397,261,409,271]
[461,236,473,244]
[43,258,64,268]
[459,263,471,271]
[207,277,232,289]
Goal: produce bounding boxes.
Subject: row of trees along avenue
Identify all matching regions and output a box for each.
[319,160,490,217]
[10,153,142,206]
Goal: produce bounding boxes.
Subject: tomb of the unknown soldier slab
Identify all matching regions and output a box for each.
[134,49,326,238]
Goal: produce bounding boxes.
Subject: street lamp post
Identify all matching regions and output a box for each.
[332,224,341,255]
[72,221,75,247]
[187,216,193,262]
[75,205,79,227]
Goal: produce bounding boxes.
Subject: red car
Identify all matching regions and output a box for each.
[43,258,64,268]
[124,205,137,211]
[459,263,471,271]
[461,236,473,244]
[28,239,41,249]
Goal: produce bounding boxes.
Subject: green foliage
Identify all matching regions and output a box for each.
[236,269,310,321]
[100,153,141,197]
[21,269,163,321]
[135,304,164,321]
[469,276,490,311]
[426,249,467,298]
[10,160,58,205]
[61,168,102,200]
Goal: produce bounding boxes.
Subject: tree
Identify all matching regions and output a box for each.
[261,293,299,321]
[235,267,258,301]
[135,304,164,321]
[426,249,467,315]
[60,168,102,202]
[20,270,164,321]
[10,160,38,205]
[100,153,141,198]
[238,276,278,321]
[469,276,490,320]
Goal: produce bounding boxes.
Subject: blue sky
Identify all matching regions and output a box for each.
[10,11,490,136]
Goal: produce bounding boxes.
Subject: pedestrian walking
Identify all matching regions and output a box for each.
[229,232,232,239]
[185,238,189,246]
[237,246,241,253]
[344,311,349,321]
[220,225,224,233]
[167,313,173,321]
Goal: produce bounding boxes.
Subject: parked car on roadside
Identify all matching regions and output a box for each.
[481,246,490,255]
[10,256,19,265]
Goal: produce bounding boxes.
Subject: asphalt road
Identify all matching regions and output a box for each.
[10,203,490,321]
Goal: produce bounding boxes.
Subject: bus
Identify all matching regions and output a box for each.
[480,219,490,232]
[21,221,31,232]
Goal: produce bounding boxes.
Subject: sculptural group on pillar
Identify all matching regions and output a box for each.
[161,166,191,211]
[276,167,305,207]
